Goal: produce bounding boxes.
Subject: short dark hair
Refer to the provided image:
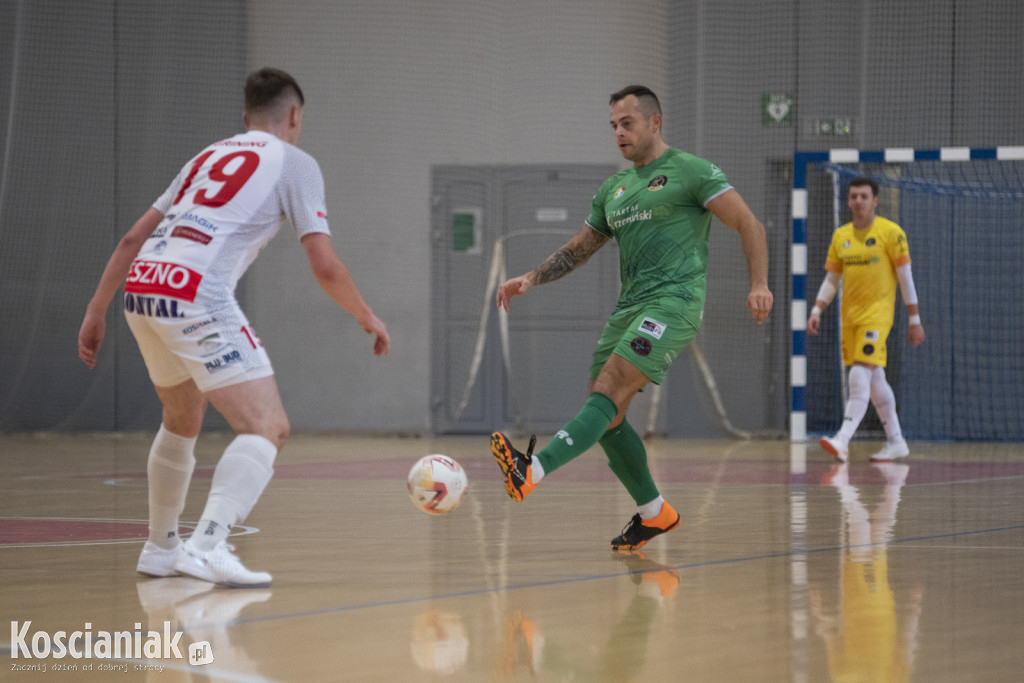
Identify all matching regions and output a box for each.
[849,176,879,196]
[609,85,662,119]
[244,67,304,116]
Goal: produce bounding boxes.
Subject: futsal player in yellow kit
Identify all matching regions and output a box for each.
[807,176,925,462]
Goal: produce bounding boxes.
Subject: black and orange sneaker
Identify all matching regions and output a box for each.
[611,501,680,551]
[491,432,537,502]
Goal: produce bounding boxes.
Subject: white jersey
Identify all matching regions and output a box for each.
[125,130,329,313]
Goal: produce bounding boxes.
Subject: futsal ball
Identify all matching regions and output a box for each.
[407,454,468,515]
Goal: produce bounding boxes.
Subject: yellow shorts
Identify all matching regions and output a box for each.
[841,323,891,367]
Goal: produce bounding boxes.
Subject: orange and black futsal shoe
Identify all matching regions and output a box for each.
[611,501,681,551]
[491,432,537,502]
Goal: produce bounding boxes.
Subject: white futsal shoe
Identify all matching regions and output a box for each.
[174,540,272,589]
[870,438,910,462]
[819,435,849,463]
[137,541,183,578]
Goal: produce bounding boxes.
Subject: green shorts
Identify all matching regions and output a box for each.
[589,299,702,385]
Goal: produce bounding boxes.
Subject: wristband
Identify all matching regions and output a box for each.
[909,314,921,326]
[810,305,822,316]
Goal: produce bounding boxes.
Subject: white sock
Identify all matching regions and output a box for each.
[190,434,277,552]
[836,365,871,443]
[638,495,665,520]
[531,457,545,483]
[869,365,903,442]
[191,519,231,552]
[147,425,197,549]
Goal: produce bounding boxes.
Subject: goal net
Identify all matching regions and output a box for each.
[792,148,1024,442]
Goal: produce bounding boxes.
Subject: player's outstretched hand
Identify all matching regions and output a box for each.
[747,284,774,324]
[78,310,106,369]
[495,275,534,313]
[361,313,390,356]
[908,323,925,347]
[807,312,821,335]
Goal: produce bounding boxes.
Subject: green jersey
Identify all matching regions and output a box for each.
[586,148,732,309]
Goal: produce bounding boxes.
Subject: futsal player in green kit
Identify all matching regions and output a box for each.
[491,85,773,550]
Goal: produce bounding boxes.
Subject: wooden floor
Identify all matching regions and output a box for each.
[2,433,1023,682]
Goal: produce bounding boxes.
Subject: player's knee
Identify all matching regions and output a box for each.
[242,413,288,450]
[847,364,871,397]
[268,416,290,450]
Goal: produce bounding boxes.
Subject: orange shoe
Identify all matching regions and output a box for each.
[491,432,537,502]
[611,502,680,551]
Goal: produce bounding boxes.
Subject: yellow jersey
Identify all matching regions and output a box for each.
[825,216,911,327]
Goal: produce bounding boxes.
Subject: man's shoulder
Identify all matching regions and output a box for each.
[282,140,320,165]
[873,216,904,234]
[832,222,855,242]
[662,147,719,170]
[662,149,730,192]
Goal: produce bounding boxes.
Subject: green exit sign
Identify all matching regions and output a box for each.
[814,118,853,135]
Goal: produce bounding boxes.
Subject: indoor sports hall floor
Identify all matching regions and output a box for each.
[2,433,1022,682]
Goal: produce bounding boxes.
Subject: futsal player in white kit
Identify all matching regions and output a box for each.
[78,68,390,587]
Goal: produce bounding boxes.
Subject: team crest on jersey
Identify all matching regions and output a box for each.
[615,186,626,199]
[866,237,876,246]
[647,175,668,191]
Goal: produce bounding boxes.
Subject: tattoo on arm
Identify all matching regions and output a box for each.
[533,229,608,285]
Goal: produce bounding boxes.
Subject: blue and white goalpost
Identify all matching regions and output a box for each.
[790,146,1024,442]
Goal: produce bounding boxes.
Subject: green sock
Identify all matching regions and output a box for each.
[599,418,659,505]
[535,393,618,475]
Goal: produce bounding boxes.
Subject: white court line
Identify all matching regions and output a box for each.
[0,518,258,549]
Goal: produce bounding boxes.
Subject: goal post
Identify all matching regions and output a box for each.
[791,146,1024,442]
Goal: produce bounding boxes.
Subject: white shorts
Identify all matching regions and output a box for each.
[123,293,273,392]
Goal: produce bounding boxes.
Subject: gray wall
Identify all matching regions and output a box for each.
[243,0,670,432]
[1,0,1020,434]
[0,0,245,431]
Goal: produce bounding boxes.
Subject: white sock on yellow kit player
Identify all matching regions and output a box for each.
[837,364,871,443]
[147,425,197,549]
[869,364,903,442]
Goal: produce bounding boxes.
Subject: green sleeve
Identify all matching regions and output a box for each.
[585,182,613,237]
[691,159,732,206]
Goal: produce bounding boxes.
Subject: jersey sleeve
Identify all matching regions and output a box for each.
[280,146,331,238]
[585,181,613,237]
[692,159,733,206]
[888,223,911,267]
[151,156,196,215]
[825,228,844,272]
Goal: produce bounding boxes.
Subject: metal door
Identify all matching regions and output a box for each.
[431,164,618,433]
